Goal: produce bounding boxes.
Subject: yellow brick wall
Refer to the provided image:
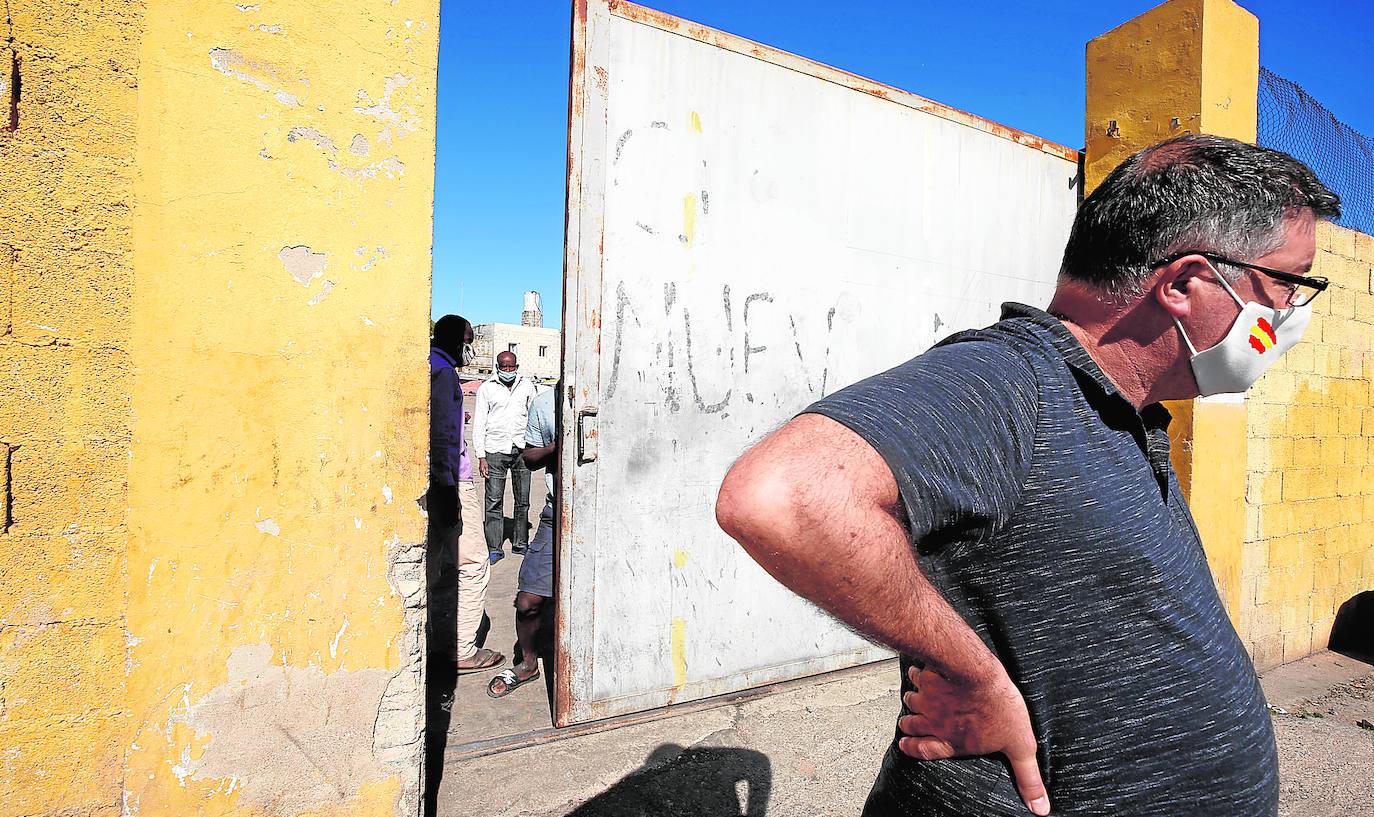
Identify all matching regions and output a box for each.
[1242,221,1374,670]
[0,2,142,814]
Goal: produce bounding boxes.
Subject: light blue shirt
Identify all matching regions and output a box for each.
[525,388,557,501]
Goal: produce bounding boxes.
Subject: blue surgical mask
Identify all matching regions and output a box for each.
[497,369,517,384]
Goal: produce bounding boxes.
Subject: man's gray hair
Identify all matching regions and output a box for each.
[1059,134,1340,297]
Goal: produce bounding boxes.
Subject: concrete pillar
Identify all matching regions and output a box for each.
[1085,0,1260,625]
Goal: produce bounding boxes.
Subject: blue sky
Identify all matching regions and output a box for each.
[434,0,1374,326]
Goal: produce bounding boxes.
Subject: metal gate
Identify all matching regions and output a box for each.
[556,0,1081,726]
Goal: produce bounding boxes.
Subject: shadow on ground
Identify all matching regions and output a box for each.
[567,743,772,817]
[1329,591,1374,660]
[425,611,492,817]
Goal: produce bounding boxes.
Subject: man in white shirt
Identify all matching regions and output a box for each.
[472,351,538,563]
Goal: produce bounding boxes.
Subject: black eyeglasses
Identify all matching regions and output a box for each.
[1150,251,1330,307]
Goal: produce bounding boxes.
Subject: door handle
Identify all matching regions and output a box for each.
[577,406,599,464]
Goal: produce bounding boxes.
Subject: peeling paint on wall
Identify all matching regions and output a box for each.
[306,280,335,306]
[208,47,301,108]
[278,245,327,286]
[171,644,397,812]
[286,126,336,153]
[355,74,419,144]
[285,125,403,182]
[340,156,404,181]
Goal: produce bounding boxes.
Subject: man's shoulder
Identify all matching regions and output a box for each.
[932,312,1052,356]
[430,349,456,373]
[905,324,1045,386]
[808,323,1046,428]
[530,389,556,425]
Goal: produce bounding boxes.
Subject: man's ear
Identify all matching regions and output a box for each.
[1153,255,1209,320]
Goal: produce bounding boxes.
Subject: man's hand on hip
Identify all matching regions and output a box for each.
[898,664,1050,816]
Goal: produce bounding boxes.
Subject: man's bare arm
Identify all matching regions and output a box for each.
[716,413,997,683]
[523,443,556,471]
[715,413,1049,815]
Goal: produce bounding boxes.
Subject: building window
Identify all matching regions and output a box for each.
[507,343,518,353]
[539,345,548,357]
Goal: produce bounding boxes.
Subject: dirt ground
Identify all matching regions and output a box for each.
[1267,652,1374,817]
[435,650,1374,817]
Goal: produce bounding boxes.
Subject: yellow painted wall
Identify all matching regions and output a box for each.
[124,2,439,814]
[0,2,141,813]
[1242,222,1374,670]
[1087,0,1372,672]
[1085,0,1257,191]
[1086,0,1259,622]
[1,2,439,815]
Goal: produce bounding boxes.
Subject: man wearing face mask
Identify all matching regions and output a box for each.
[430,315,503,673]
[716,134,1339,817]
[473,351,538,564]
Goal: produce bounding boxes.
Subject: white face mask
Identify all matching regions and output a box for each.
[1172,269,1311,396]
[461,343,475,367]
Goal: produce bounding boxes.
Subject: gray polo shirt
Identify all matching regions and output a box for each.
[805,303,1276,817]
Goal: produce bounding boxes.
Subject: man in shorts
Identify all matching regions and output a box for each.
[488,384,558,697]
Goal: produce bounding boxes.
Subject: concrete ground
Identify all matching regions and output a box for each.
[434,650,1374,817]
[435,393,558,747]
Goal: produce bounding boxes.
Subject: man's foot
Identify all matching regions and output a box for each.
[455,648,504,674]
[487,665,540,698]
[488,549,504,565]
[511,545,527,555]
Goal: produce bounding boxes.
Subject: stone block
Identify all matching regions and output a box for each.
[1355,230,1374,263]
[1281,618,1314,664]
[1246,471,1283,507]
[7,247,133,345]
[1267,534,1307,569]
[0,531,125,628]
[0,344,131,445]
[1317,221,1358,260]
[6,440,128,535]
[0,623,125,725]
[0,709,125,816]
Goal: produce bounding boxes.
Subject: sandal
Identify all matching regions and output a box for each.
[455,648,504,675]
[487,668,540,698]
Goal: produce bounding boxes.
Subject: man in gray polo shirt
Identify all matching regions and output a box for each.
[716,135,1339,816]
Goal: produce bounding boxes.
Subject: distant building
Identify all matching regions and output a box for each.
[470,291,560,382]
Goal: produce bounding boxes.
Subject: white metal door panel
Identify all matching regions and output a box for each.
[557,0,1081,725]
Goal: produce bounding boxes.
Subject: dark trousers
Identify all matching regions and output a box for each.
[483,448,530,553]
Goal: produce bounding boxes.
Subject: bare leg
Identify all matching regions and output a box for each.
[511,591,544,680]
